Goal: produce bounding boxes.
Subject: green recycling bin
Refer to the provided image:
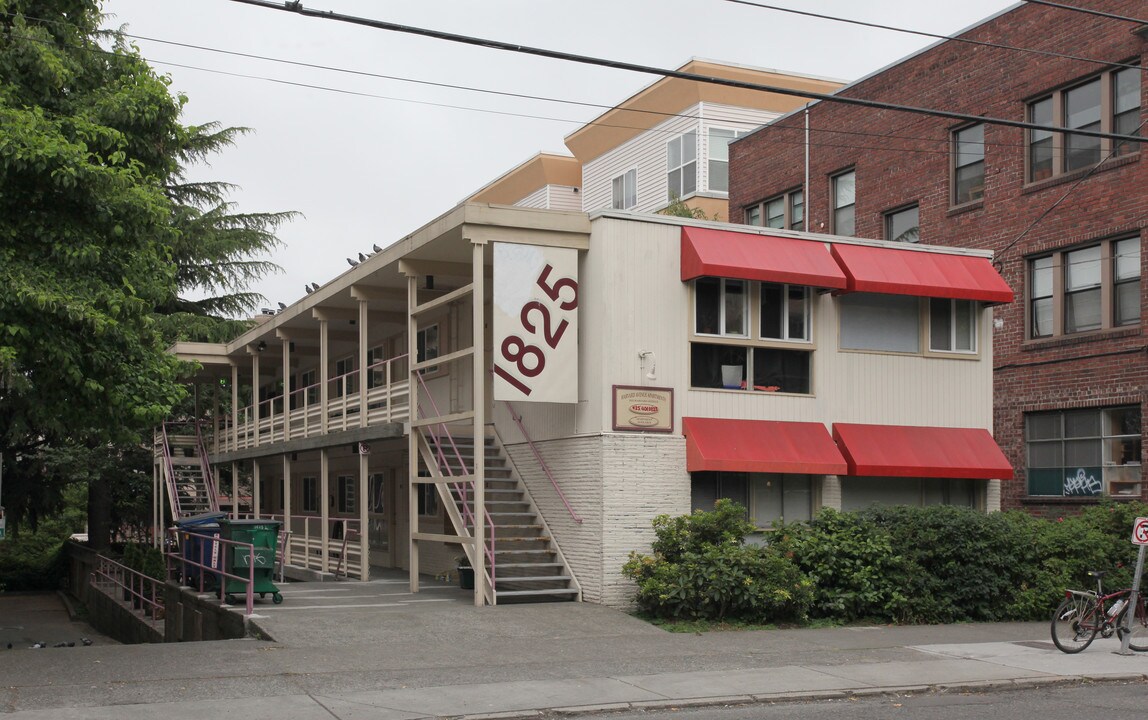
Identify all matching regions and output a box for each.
[217,518,283,605]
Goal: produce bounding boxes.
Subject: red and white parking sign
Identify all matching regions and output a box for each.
[1133,517,1148,546]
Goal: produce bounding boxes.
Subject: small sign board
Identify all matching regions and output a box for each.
[1133,517,1148,546]
[612,386,674,433]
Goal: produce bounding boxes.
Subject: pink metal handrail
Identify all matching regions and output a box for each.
[166,528,258,615]
[159,424,182,517]
[503,401,583,524]
[193,421,220,512]
[414,372,496,584]
[91,555,165,620]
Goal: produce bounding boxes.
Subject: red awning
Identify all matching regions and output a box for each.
[829,243,1014,304]
[831,423,1013,479]
[681,226,848,289]
[684,417,848,475]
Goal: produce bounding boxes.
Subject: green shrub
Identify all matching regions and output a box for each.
[623,500,812,623]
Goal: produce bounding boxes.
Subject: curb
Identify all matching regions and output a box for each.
[456,676,1148,720]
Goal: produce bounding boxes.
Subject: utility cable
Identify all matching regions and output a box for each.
[227,0,1146,146]
[723,0,1143,72]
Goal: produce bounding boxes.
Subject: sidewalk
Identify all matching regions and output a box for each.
[1,580,1146,719]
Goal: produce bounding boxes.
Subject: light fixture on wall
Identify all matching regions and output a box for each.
[256,340,267,352]
[638,350,657,381]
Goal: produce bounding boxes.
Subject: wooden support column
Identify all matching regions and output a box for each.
[231,363,239,451]
[407,272,419,593]
[212,382,221,455]
[282,338,292,441]
[358,298,369,426]
[253,460,261,519]
[153,454,160,548]
[320,448,330,573]
[252,353,261,448]
[471,239,487,607]
[359,448,369,580]
[231,461,239,520]
[319,319,329,434]
[282,454,292,564]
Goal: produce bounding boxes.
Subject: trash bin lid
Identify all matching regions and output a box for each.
[176,511,227,527]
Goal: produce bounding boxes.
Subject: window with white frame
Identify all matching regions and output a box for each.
[296,368,318,408]
[929,298,977,353]
[952,123,985,205]
[417,478,439,517]
[302,476,318,512]
[1026,406,1142,497]
[612,168,637,209]
[841,293,980,356]
[707,128,745,193]
[885,204,919,244]
[691,471,814,526]
[831,170,856,236]
[334,356,356,398]
[366,345,386,389]
[417,324,439,374]
[692,279,813,394]
[336,475,355,514]
[1027,66,1141,182]
[667,131,697,200]
[1028,237,1140,339]
[746,189,804,231]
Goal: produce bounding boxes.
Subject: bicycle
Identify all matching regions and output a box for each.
[1051,570,1148,653]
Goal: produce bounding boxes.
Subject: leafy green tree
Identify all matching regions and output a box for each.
[0,1,292,547]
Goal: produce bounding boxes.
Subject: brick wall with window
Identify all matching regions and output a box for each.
[729,0,1147,513]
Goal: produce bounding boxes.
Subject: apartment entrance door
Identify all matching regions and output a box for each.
[367,470,395,567]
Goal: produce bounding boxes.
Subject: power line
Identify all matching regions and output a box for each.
[723,0,1143,72]
[1018,0,1148,25]
[228,0,1146,146]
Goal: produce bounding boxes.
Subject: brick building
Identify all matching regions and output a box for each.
[728,0,1147,514]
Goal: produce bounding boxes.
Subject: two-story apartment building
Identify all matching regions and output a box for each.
[465,59,843,220]
[728,0,1146,515]
[162,205,1012,607]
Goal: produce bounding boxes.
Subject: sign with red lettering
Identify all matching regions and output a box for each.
[493,243,579,403]
[612,386,674,433]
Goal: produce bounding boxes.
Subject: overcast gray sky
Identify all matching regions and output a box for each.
[99,0,1019,310]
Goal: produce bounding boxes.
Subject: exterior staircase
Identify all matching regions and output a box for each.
[157,422,219,521]
[424,428,580,604]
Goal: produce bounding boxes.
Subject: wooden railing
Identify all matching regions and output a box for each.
[216,355,410,453]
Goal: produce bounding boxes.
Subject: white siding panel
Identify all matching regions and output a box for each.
[511,184,581,211]
[698,103,780,195]
[514,186,550,209]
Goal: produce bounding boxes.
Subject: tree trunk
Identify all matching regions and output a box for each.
[88,473,112,550]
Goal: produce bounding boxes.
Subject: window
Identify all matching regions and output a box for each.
[367,345,386,389]
[694,277,748,337]
[1027,237,1140,339]
[842,478,975,510]
[746,189,804,231]
[336,475,355,514]
[368,473,386,513]
[302,476,318,513]
[691,471,813,526]
[691,280,812,394]
[417,324,439,374]
[1027,66,1141,182]
[612,168,637,209]
[296,369,318,408]
[885,205,920,243]
[953,124,985,205]
[839,293,920,353]
[667,131,697,200]
[707,128,745,193]
[831,170,855,236]
[334,356,356,398]
[929,299,976,353]
[760,283,809,341]
[417,480,439,517]
[1027,406,1141,497]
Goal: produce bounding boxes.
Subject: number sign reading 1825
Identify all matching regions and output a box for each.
[493,243,579,403]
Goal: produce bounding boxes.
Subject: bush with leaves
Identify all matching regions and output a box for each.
[623,500,812,623]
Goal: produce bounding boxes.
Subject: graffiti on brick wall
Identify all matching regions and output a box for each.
[1064,468,1102,496]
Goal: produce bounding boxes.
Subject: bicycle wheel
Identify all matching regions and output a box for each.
[1118,596,1148,652]
[1051,595,1099,653]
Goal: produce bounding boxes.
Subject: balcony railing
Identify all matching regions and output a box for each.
[217,355,410,453]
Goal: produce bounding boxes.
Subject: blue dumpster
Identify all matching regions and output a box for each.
[175,512,226,591]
